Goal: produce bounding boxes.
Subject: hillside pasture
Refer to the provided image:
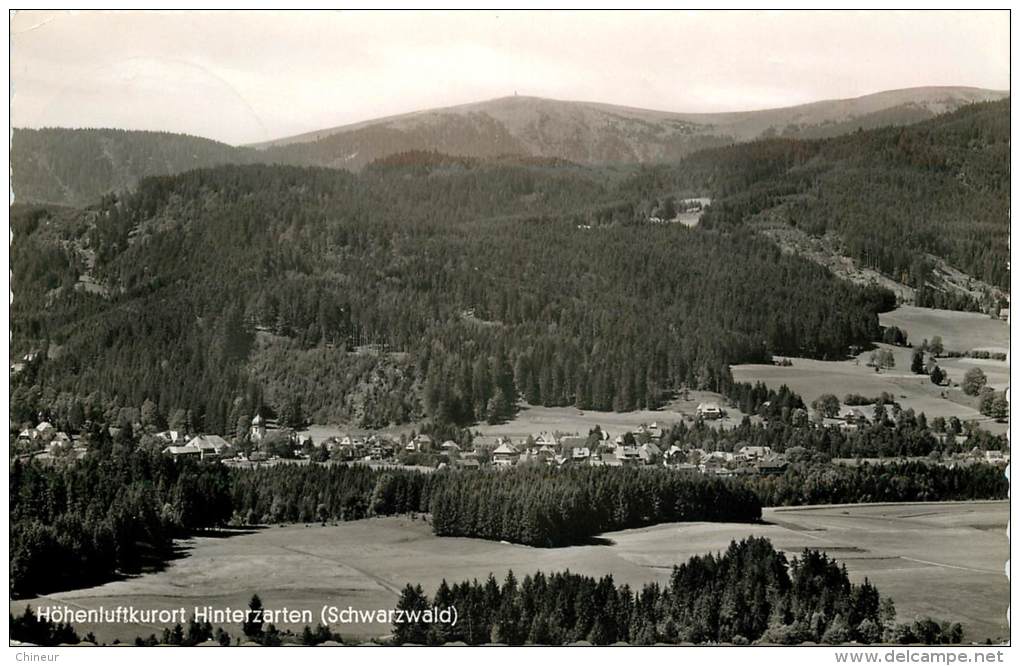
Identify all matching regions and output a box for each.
[731,346,1007,433]
[879,306,1009,355]
[733,304,1010,435]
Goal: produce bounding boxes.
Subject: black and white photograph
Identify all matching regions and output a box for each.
[5,6,1013,658]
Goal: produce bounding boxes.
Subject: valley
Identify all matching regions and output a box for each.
[11,502,1008,644]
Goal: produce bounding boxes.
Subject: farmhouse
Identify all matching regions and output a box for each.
[696,402,723,419]
[186,434,232,460]
[838,406,871,423]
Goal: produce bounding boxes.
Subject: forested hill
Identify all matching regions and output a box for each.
[11,128,261,207]
[683,99,1011,294]
[12,87,1006,207]
[11,160,892,431]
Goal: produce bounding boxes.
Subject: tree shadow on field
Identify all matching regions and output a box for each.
[579,536,616,547]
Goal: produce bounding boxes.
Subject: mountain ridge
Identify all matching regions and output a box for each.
[250,85,1008,148]
[11,86,1009,206]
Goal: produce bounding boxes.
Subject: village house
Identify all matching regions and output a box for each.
[571,447,591,463]
[636,423,664,440]
[155,430,183,444]
[696,402,723,420]
[368,437,396,460]
[163,443,203,459]
[663,444,685,465]
[534,433,557,448]
[616,445,643,466]
[405,433,433,453]
[639,441,662,464]
[492,442,520,467]
[35,421,55,437]
[600,451,623,467]
[738,445,773,460]
[558,435,588,450]
[755,459,789,476]
[186,434,232,460]
[984,450,1008,464]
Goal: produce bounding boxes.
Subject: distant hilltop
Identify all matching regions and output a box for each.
[11,86,1009,206]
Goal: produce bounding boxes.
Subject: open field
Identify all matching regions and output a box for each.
[470,391,752,444]
[733,348,1007,435]
[300,391,751,447]
[879,306,1009,355]
[12,501,1007,644]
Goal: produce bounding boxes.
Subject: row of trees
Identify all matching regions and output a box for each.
[392,537,962,645]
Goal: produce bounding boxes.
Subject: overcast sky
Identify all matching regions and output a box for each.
[11,9,1011,146]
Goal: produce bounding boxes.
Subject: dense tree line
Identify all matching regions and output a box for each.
[660,411,1008,460]
[429,466,762,547]
[228,463,432,525]
[392,537,962,645]
[745,460,1007,507]
[10,430,232,598]
[12,159,890,430]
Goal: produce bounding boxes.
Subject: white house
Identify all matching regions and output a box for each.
[696,402,723,419]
